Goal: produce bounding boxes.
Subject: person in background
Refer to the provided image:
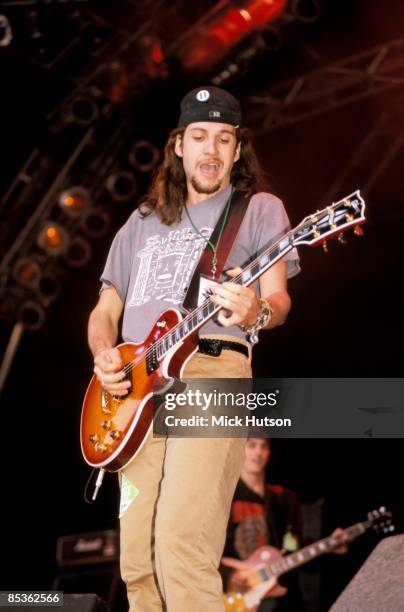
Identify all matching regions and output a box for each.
[222,438,349,611]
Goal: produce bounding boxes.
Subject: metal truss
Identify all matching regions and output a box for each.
[319,107,404,206]
[0,111,134,270]
[0,127,94,274]
[0,0,262,281]
[245,38,404,133]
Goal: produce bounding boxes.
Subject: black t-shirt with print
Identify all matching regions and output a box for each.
[222,479,306,612]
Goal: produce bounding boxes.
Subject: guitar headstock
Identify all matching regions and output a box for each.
[367,506,395,535]
[292,190,366,248]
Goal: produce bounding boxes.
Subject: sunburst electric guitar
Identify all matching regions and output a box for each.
[81,191,366,472]
[222,507,394,612]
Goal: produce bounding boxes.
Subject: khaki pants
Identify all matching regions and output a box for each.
[120,335,252,611]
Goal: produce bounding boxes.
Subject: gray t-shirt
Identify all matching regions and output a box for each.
[100,184,300,343]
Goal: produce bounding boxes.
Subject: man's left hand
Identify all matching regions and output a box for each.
[331,527,350,554]
[210,267,260,328]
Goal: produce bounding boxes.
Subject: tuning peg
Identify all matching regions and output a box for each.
[322,240,328,253]
[354,225,364,236]
[338,232,347,244]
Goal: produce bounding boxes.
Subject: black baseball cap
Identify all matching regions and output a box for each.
[178,86,241,128]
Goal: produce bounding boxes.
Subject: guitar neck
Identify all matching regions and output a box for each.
[153,232,294,360]
[269,520,370,577]
[151,189,365,361]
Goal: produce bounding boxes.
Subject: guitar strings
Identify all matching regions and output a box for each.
[118,204,355,378]
[119,223,296,378]
[120,207,348,377]
[120,233,285,377]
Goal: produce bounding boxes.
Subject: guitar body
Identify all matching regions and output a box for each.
[223,546,286,612]
[80,308,199,472]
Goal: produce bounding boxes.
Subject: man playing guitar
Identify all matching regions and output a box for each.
[87,86,299,611]
[222,438,349,612]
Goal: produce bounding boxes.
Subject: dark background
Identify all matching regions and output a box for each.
[1,1,403,610]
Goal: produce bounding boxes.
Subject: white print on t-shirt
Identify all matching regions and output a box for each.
[127,226,212,307]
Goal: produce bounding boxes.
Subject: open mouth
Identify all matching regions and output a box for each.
[199,162,221,178]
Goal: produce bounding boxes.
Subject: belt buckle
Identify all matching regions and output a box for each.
[199,338,222,357]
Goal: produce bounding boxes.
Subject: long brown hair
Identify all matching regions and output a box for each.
[139,126,268,225]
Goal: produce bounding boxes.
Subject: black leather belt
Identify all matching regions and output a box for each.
[198,338,249,358]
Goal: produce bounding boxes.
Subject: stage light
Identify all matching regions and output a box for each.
[129,141,160,173]
[38,273,61,303]
[81,209,110,239]
[37,222,69,256]
[64,237,92,268]
[138,35,169,80]
[0,15,12,47]
[13,258,41,289]
[291,0,320,22]
[182,0,287,70]
[106,171,137,203]
[28,9,42,40]
[106,60,129,104]
[17,300,45,332]
[59,186,90,217]
[13,257,61,303]
[69,95,98,125]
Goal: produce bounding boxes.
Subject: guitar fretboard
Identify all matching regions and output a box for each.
[141,189,364,368]
[152,235,294,361]
[260,521,368,581]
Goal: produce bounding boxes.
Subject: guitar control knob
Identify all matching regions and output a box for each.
[89,434,99,444]
[101,420,112,430]
[95,442,108,453]
[110,429,122,441]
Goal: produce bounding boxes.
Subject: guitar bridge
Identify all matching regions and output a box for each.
[101,389,111,414]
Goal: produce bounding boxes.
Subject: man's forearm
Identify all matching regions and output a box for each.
[88,308,119,357]
[264,291,291,329]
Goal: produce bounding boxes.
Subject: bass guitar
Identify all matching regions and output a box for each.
[81,190,366,471]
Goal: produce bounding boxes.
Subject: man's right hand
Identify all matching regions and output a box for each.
[93,347,131,396]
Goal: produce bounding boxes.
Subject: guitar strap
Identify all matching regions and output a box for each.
[182,189,251,311]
